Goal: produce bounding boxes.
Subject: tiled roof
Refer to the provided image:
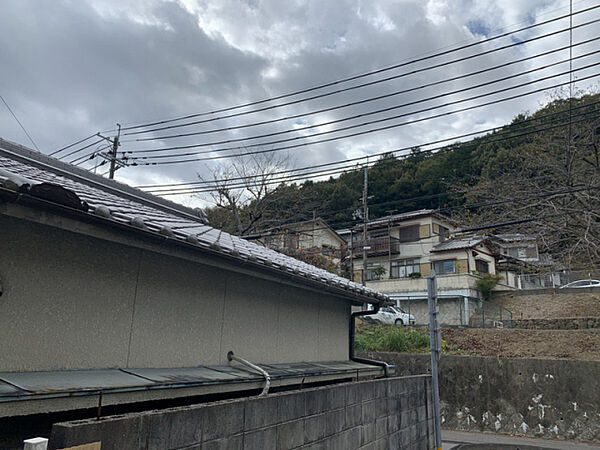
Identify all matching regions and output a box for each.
[431,236,489,252]
[359,209,455,228]
[367,209,435,226]
[0,139,386,304]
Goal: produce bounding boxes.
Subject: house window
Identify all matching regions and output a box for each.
[365,262,385,281]
[437,225,449,241]
[390,259,420,278]
[475,260,489,274]
[398,225,420,243]
[321,244,334,256]
[433,260,455,275]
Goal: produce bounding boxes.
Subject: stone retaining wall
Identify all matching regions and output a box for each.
[49,376,434,450]
[360,352,600,443]
[513,317,600,329]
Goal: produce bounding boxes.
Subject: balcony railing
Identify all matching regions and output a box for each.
[351,236,400,256]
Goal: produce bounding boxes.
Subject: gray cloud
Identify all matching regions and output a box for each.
[1,0,598,204]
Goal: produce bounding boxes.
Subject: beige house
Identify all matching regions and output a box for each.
[247,217,347,267]
[351,210,505,299]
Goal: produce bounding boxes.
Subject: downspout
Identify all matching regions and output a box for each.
[349,303,390,377]
[227,351,270,396]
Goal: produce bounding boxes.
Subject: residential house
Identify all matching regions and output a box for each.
[0,139,388,418]
[493,233,557,288]
[246,217,347,272]
[493,233,540,263]
[351,210,510,299]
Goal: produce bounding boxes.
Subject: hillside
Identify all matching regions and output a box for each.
[206,92,600,265]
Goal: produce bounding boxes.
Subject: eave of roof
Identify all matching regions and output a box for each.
[0,138,386,305]
[352,209,456,230]
[430,236,489,252]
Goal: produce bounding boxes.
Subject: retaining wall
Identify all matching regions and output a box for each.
[513,317,600,329]
[360,352,600,443]
[49,376,434,450]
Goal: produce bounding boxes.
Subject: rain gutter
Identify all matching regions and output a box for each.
[349,304,391,377]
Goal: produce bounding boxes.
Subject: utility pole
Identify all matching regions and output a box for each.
[427,272,442,450]
[362,164,369,286]
[96,123,124,179]
[108,123,121,180]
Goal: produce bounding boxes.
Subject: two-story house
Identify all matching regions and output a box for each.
[350,210,503,299]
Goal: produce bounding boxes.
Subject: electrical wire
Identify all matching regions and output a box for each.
[113,4,600,134]
[125,52,600,157]
[49,134,98,156]
[125,70,600,165]
[135,100,600,190]
[238,183,600,240]
[0,94,40,151]
[146,109,599,195]
[126,32,600,141]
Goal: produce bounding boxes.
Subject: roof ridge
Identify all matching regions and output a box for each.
[0,138,208,225]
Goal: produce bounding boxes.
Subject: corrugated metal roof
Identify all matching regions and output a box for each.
[0,139,387,304]
[0,361,384,401]
[431,236,488,252]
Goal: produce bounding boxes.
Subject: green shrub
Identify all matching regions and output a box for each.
[476,273,503,300]
[370,266,387,280]
[408,272,422,279]
[355,326,437,353]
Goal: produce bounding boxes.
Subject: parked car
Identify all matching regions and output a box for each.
[364,305,415,326]
[559,279,600,289]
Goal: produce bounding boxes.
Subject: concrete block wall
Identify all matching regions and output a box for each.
[49,376,434,450]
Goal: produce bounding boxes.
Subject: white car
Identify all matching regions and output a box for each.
[365,305,415,326]
[559,279,600,289]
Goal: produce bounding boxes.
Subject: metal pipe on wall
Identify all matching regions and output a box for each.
[227,351,271,396]
[349,305,390,377]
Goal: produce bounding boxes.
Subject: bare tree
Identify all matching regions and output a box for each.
[198,151,291,236]
[453,91,600,269]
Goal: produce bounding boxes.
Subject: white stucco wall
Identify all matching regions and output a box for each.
[0,214,350,372]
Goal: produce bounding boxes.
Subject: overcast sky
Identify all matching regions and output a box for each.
[1,0,598,206]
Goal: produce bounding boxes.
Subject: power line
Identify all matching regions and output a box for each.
[242,174,561,235]
[141,104,600,193]
[49,134,98,156]
[125,50,600,157]
[59,138,104,161]
[135,99,600,190]
[146,109,599,195]
[125,70,600,166]
[126,29,600,142]
[238,184,600,241]
[0,94,40,152]
[113,4,600,134]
